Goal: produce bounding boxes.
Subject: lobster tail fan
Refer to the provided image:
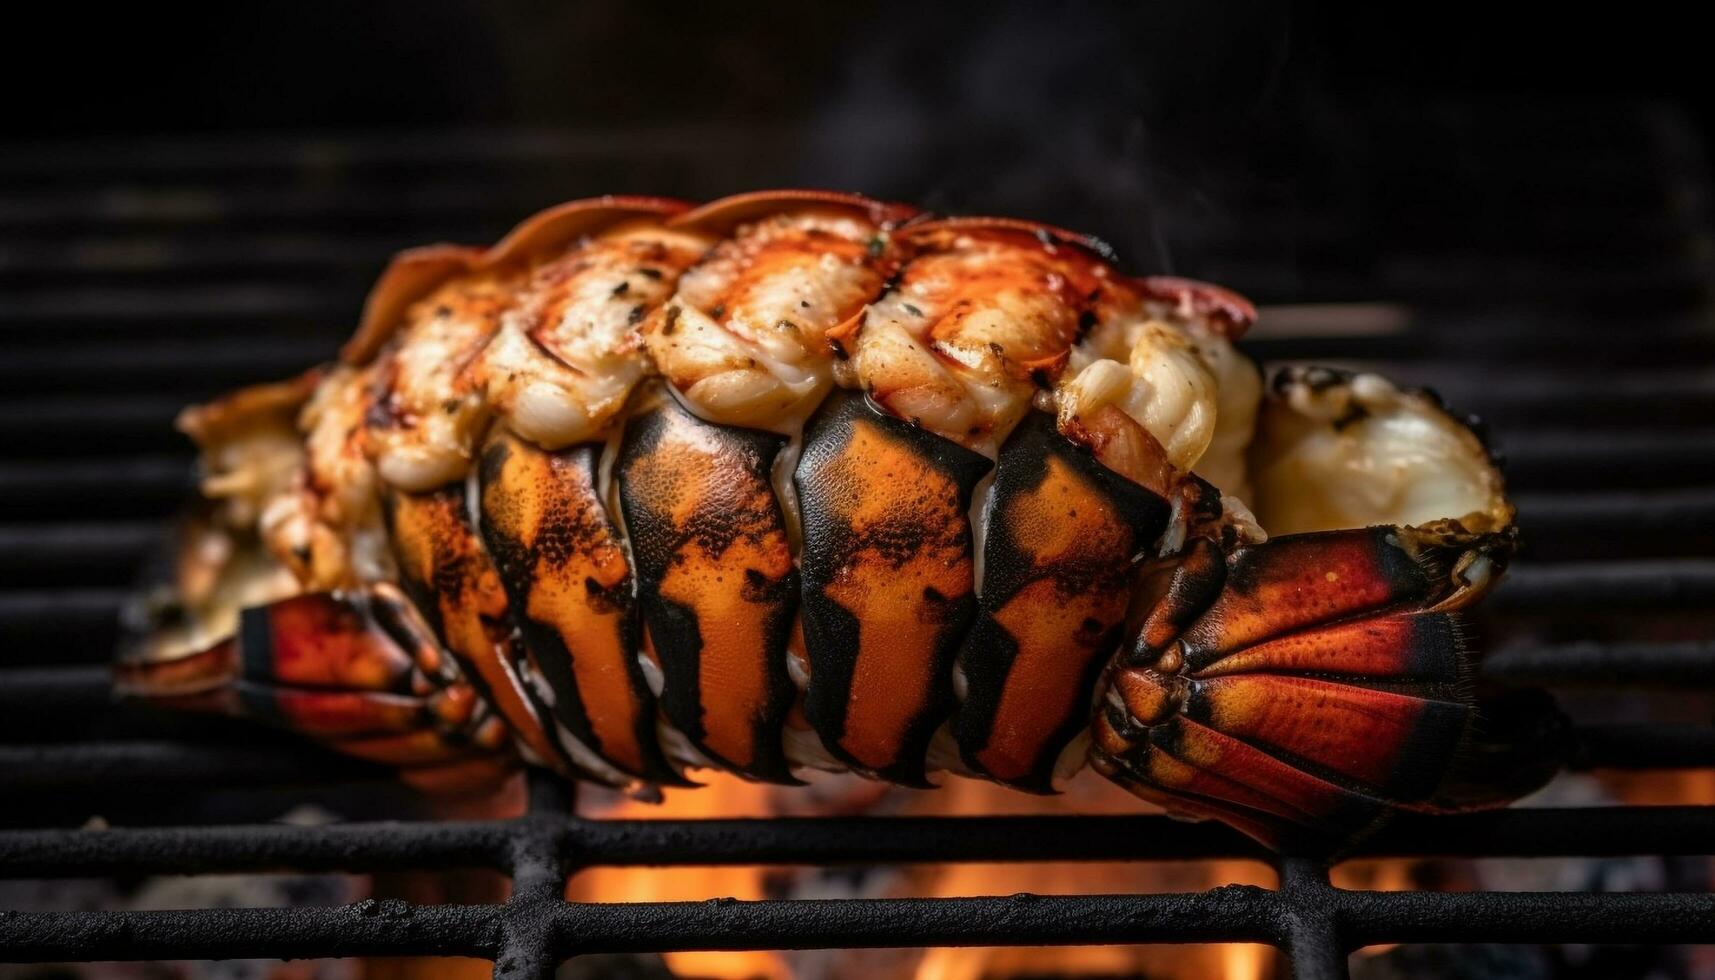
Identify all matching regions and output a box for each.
[1094,527,1552,852]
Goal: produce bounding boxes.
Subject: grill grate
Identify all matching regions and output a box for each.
[2,774,1714,978]
[2,95,1714,979]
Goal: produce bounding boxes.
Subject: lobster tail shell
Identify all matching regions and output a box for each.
[382,485,584,779]
[615,389,801,784]
[795,390,991,785]
[477,429,688,787]
[954,411,1171,791]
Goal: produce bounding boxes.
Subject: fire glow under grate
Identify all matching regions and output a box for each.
[2,96,1714,979]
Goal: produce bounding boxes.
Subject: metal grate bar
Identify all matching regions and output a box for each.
[0,904,502,963]
[1574,724,1715,770]
[1495,561,1715,610]
[4,891,1713,973]
[0,742,388,789]
[7,806,1715,880]
[1485,640,1715,687]
[1278,859,1346,980]
[1334,892,1715,946]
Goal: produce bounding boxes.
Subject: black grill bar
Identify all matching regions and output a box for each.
[0,904,501,964]
[8,806,1715,881]
[5,892,1714,975]
[1494,561,1715,610]
[1277,859,1348,980]
[1334,893,1715,947]
[0,741,390,790]
[1574,724,1715,770]
[1485,640,1715,687]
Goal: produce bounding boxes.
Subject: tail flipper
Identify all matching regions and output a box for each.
[119,576,516,795]
[1092,525,1566,852]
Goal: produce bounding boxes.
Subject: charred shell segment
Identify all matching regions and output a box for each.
[477,429,687,786]
[615,389,800,783]
[382,483,597,780]
[234,588,418,694]
[476,221,711,451]
[1177,528,1440,664]
[1249,366,1514,538]
[794,390,992,785]
[953,411,1171,791]
[645,203,906,433]
[1091,707,1419,852]
[841,222,1121,453]
[119,589,411,699]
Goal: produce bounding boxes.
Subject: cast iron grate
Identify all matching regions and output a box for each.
[2,95,1714,979]
[0,770,1712,979]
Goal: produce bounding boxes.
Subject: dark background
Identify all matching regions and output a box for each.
[11,1,1714,272]
[14,3,1715,137]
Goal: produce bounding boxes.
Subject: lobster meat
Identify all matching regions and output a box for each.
[120,190,1561,851]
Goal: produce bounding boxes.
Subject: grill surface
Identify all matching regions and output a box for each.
[2,96,1714,979]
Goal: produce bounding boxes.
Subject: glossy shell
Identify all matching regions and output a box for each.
[123,190,1541,852]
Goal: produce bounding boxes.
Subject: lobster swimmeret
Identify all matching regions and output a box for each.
[121,191,1560,851]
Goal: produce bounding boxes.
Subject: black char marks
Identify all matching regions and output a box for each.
[476,430,686,786]
[955,411,1170,791]
[793,390,991,785]
[616,391,800,783]
[382,483,586,779]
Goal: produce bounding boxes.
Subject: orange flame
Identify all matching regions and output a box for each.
[568,767,1277,979]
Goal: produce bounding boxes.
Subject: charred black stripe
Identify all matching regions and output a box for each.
[616,395,800,784]
[476,438,687,787]
[234,676,285,729]
[382,485,588,780]
[954,411,1170,791]
[237,603,277,687]
[794,390,991,785]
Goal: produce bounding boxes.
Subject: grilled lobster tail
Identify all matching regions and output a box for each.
[118,191,1563,850]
